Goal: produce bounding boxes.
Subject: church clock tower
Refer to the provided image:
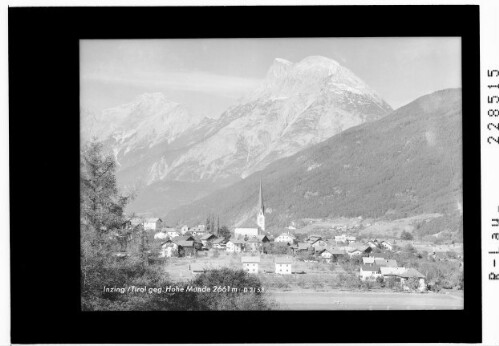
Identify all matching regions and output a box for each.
[257,180,265,232]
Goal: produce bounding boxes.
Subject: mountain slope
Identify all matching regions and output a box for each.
[166,89,462,227]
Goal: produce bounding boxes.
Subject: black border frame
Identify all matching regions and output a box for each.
[9,5,481,344]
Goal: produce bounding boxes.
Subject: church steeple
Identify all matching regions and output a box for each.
[257,180,265,232]
[258,179,264,214]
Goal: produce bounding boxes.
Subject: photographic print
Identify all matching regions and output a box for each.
[80,38,464,311]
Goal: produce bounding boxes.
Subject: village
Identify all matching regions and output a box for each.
[111,183,463,296]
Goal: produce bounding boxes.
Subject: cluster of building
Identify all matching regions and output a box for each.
[359,256,426,291]
[189,256,293,275]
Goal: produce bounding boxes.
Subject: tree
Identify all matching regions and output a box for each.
[218,226,231,239]
[80,140,133,295]
[81,140,130,234]
[191,268,277,310]
[206,216,212,233]
[400,231,413,240]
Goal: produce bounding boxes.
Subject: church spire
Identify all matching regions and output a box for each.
[257,179,265,232]
[258,179,265,214]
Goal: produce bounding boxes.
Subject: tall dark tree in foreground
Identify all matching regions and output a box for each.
[81,139,130,233]
[80,140,132,296]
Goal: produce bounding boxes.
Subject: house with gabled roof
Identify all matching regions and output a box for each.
[359,265,382,281]
[172,235,195,244]
[292,242,311,254]
[311,239,328,252]
[234,224,260,238]
[144,218,162,231]
[226,238,245,253]
[400,268,426,290]
[241,256,260,273]
[380,240,393,250]
[160,228,179,238]
[375,258,398,267]
[245,235,270,253]
[307,235,322,243]
[211,237,228,249]
[275,257,293,274]
[177,240,196,257]
[275,232,296,245]
[319,247,346,262]
[200,233,218,248]
[345,243,372,257]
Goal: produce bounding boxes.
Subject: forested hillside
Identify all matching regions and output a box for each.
[167,89,462,228]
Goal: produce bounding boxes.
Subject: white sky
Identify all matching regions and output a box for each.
[80,37,461,117]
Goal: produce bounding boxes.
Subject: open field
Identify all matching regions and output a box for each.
[270,290,464,310]
[163,252,341,282]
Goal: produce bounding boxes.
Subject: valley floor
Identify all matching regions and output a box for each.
[270,289,464,310]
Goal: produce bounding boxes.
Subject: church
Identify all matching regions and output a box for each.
[234,180,266,238]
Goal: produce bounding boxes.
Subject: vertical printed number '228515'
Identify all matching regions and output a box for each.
[487,69,499,144]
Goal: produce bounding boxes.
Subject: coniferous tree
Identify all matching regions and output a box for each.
[80,139,132,290]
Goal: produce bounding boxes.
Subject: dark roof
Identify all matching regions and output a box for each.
[374,258,392,266]
[361,265,381,272]
[229,238,246,244]
[241,256,261,263]
[401,268,425,278]
[200,233,217,240]
[297,242,310,250]
[256,234,270,242]
[386,259,398,267]
[328,248,346,255]
[173,235,194,243]
[275,257,293,264]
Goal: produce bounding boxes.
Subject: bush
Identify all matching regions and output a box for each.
[400,231,414,240]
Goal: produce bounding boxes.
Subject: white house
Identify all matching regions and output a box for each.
[359,265,382,281]
[335,234,356,243]
[275,232,296,244]
[334,234,348,243]
[154,231,168,240]
[211,237,228,249]
[226,239,245,253]
[144,218,162,231]
[320,249,333,259]
[163,228,180,238]
[362,257,394,266]
[234,227,259,238]
[190,224,206,235]
[180,225,189,235]
[275,257,293,274]
[311,239,328,252]
[241,256,260,274]
[200,233,218,248]
[380,241,394,251]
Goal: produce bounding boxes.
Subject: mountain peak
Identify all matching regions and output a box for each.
[133,92,178,107]
[273,57,293,65]
[295,55,340,70]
